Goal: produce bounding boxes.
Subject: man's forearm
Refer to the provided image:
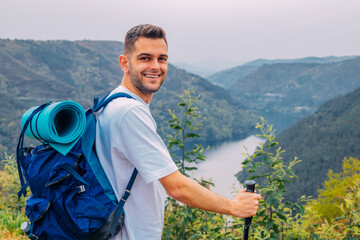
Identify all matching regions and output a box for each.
[160,170,260,218]
[161,171,235,215]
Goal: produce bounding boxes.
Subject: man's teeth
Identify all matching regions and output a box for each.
[145,74,159,78]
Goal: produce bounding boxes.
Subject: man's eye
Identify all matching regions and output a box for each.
[141,57,150,61]
[159,58,167,62]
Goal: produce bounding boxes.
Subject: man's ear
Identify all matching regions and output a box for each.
[119,55,129,73]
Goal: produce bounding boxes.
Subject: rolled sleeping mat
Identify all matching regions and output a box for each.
[21,101,86,155]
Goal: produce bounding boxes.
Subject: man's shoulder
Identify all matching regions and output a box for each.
[98,87,153,128]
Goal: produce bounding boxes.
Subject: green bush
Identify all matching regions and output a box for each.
[0,153,27,238]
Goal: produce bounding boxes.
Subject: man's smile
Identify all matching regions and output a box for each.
[143,73,161,78]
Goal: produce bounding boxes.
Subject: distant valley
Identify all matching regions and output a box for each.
[237,86,360,201]
[207,56,360,132]
[185,55,360,201]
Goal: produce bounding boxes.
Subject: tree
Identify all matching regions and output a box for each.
[166,88,208,178]
[305,157,360,239]
[163,89,232,239]
[309,157,360,222]
[240,118,306,239]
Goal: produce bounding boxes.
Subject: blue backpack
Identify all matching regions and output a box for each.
[16,93,138,240]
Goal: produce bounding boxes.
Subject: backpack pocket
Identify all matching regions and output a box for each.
[25,196,54,239]
[25,197,50,223]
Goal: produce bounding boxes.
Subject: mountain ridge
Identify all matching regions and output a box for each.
[242,55,358,67]
[207,55,359,93]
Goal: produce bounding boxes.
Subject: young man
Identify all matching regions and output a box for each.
[96,24,261,240]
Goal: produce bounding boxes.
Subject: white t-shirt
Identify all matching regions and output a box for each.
[95,86,178,240]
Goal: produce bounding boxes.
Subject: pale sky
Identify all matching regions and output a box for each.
[1,0,359,70]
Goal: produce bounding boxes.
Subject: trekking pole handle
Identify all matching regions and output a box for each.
[245,180,256,193]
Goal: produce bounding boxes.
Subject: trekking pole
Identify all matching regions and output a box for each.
[243,180,256,240]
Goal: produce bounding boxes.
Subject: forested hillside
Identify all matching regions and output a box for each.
[0,39,258,156]
[208,56,360,131]
[207,65,258,88]
[237,86,360,202]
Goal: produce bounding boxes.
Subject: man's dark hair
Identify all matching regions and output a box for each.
[124,24,167,55]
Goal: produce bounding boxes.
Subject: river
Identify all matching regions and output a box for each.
[190,135,265,199]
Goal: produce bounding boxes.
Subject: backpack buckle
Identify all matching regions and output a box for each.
[77,185,86,193]
[121,189,131,202]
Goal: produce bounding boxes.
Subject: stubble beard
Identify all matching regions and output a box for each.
[128,64,164,94]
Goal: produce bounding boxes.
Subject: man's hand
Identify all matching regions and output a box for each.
[230,189,261,218]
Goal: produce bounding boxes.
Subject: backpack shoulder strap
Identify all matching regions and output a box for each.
[90,91,138,236]
[83,91,138,202]
[92,92,134,112]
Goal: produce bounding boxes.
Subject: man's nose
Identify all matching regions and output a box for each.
[149,59,160,70]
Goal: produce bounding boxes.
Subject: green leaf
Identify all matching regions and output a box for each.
[242,160,251,165]
[249,175,261,180]
[169,124,182,130]
[271,160,282,167]
[185,133,200,138]
[275,212,287,221]
[184,120,192,128]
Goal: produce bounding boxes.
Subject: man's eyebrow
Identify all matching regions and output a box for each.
[136,53,168,58]
[137,53,152,58]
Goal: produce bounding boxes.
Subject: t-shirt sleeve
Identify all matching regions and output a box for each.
[117,105,178,183]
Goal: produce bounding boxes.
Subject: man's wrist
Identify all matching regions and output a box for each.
[226,198,236,216]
